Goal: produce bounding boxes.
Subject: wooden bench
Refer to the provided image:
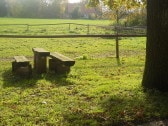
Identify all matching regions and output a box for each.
[49,52,75,74]
[32,48,50,74]
[12,56,32,76]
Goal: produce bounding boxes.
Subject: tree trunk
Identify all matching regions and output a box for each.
[142,0,168,91]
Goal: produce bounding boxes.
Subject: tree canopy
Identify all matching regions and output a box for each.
[0,0,64,18]
[88,0,145,25]
[88,0,144,8]
[0,0,68,18]
[0,0,102,19]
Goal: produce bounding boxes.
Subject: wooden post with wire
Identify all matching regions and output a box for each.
[87,24,90,34]
[115,27,119,59]
[69,23,71,31]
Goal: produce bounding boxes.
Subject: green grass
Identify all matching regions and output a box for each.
[0,18,111,25]
[0,18,168,125]
[0,18,113,35]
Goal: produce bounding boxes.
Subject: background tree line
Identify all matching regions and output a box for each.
[0,0,68,18]
[0,0,146,26]
[0,0,101,19]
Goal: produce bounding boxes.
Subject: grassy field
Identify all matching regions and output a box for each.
[0,18,114,35]
[0,18,168,126]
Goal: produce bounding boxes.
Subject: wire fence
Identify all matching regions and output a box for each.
[0,23,146,36]
[0,23,146,59]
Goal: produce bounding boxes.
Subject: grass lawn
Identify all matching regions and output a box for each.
[0,18,168,126]
[0,18,113,35]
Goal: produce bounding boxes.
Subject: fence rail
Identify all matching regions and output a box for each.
[0,23,114,27]
[0,34,146,38]
[0,34,146,59]
[0,23,146,35]
[0,23,146,59]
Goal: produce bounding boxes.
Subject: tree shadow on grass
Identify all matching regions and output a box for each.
[2,69,37,88]
[40,71,75,86]
[63,87,168,126]
[2,69,74,89]
[99,91,146,125]
[62,96,132,126]
[142,90,168,120]
[99,89,168,125]
[63,110,110,126]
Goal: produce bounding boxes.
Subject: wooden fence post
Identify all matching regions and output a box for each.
[26,24,29,31]
[87,24,90,34]
[69,23,71,31]
[116,27,119,59]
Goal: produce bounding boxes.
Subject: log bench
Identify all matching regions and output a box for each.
[32,48,50,74]
[12,56,32,76]
[49,52,75,74]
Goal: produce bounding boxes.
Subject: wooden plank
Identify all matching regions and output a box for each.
[32,48,50,56]
[50,52,75,66]
[0,34,146,38]
[32,47,49,53]
[14,56,29,63]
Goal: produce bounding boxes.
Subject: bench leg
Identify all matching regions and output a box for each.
[28,64,32,76]
[12,62,32,77]
[15,65,32,77]
[56,65,70,74]
[12,61,17,72]
[34,53,47,74]
[49,59,56,71]
[49,59,70,74]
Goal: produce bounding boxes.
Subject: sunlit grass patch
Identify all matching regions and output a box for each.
[0,36,150,125]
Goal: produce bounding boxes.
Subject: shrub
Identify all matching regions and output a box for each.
[126,9,147,26]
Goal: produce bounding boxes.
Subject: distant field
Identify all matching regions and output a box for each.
[0,18,111,25]
[0,18,113,35]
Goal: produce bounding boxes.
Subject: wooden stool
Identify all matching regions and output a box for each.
[12,56,32,77]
